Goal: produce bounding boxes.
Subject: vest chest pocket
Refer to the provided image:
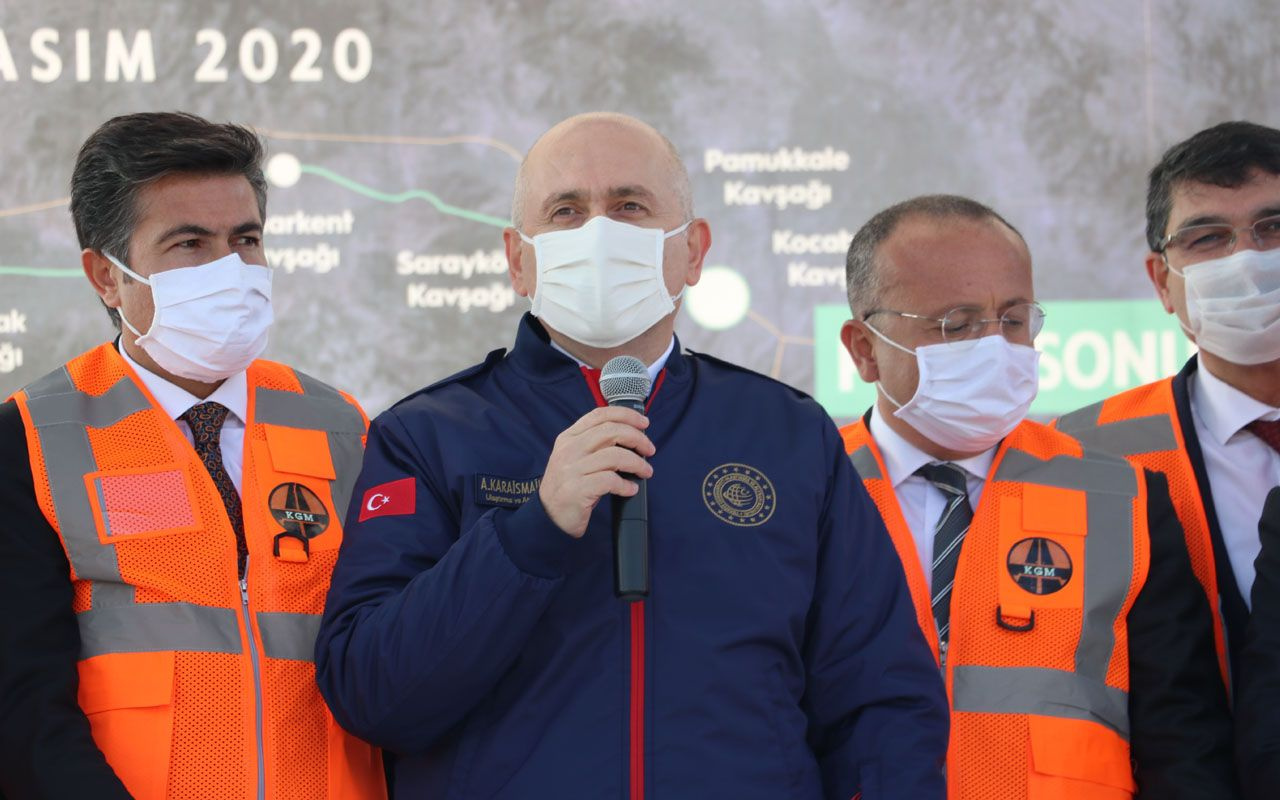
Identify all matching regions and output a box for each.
[78,650,176,800]
[85,466,202,544]
[997,485,1088,621]
[255,427,345,559]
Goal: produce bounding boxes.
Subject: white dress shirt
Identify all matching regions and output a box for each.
[550,336,675,388]
[869,404,996,589]
[120,344,248,494]
[1188,365,1280,608]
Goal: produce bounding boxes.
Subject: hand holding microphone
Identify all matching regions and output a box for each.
[537,357,654,544]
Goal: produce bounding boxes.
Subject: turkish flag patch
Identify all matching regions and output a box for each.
[358,477,416,522]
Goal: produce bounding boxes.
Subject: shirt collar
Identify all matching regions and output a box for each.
[869,403,996,488]
[119,342,248,425]
[1191,362,1280,446]
[550,336,674,386]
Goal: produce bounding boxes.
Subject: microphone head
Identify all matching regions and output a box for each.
[600,355,651,407]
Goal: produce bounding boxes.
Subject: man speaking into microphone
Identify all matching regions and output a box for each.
[315,112,947,799]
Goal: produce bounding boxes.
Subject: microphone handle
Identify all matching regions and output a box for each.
[614,476,649,601]
[610,396,649,601]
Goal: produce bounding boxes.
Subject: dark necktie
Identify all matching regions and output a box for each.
[1247,419,1280,455]
[183,402,247,577]
[917,462,974,668]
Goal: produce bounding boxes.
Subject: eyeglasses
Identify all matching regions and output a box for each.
[1158,214,1280,260]
[863,302,1046,348]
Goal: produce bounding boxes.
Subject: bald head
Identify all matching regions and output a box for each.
[511,112,693,230]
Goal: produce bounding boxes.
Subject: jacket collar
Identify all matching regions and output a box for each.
[506,313,690,385]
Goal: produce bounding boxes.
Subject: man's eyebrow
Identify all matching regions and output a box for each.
[233,221,264,236]
[607,185,657,203]
[1173,205,1280,231]
[539,190,584,215]
[154,224,213,244]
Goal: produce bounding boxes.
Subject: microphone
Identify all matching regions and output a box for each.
[600,355,651,602]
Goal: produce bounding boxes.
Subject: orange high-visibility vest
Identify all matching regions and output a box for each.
[1055,378,1230,687]
[12,343,385,800]
[842,418,1149,799]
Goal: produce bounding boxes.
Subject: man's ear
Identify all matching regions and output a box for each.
[681,218,712,288]
[1144,251,1177,314]
[504,227,533,298]
[841,318,880,383]
[83,249,122,308]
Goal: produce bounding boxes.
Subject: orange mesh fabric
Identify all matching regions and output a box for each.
[264,660,328,800]
[950,712,1029,799]
[167,652,249,800]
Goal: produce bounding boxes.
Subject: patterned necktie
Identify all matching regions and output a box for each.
[916,462,974,668]
[183,402,247,577]
[1247,419,1280,456]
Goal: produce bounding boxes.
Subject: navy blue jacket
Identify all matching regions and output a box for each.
[316,315,948,799]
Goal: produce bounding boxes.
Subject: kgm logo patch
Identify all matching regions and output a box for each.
[1007,537,1073,595]
[702,463,776,527]
[268,483,330,540]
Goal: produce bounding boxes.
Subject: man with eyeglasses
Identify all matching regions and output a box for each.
[838,194,1237,798]
[1055,121,1280,799]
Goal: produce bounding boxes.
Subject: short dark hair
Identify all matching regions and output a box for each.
[1146,120,1280,251]
[845,194,1023,316]
[69,112,268,329]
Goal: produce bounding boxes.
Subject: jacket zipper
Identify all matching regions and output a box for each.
[630,601,645,800]
[240,555,267,800]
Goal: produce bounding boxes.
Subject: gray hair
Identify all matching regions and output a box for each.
[511,112,693,230]
[70,111,268,330]
[845,194,1024,316]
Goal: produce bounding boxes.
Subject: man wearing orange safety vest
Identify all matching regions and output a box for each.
[0,112,385,799]
[836,194,1238,798]
[1056,121,1280,684]
[1053,121,1280,800]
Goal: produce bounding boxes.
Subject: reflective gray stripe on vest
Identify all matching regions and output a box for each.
[993,448,1138,496]
[849,445,882,481]
[977,443,1139,734]
[257,612,322,662]
[952,665,1130,738]
[260,372,365,521]
[1057,402,1179,457]
[22,369,136,606]
[255,385,365,435]
[78,602,243,658]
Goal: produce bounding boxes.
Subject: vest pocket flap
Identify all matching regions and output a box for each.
[78,650,175,713]
[1028,714,1136,791]
[1022,484,1086,535]
[264,424,336,480]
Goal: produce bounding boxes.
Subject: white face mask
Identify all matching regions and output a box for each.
[868,325,1041,453]
[107,251,274,382]
[1168,247,1280,365]
[520,215,691,349]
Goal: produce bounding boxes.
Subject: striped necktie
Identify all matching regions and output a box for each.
[183,401,247,577]
[917,461,973,667]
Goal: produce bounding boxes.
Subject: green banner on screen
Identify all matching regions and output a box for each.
[813,300,1199,419]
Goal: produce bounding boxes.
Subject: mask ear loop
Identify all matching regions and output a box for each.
[103,252,154,339]
[1159,251,1199,338]
[862,320,916,409]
